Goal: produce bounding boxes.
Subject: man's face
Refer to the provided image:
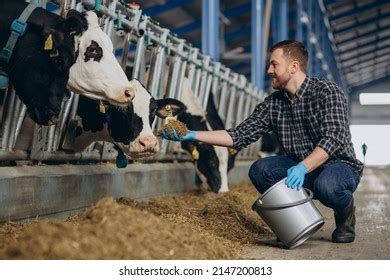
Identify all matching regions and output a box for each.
[267,48,292,90]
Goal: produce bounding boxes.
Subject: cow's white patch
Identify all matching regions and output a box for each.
[67,11,133,105]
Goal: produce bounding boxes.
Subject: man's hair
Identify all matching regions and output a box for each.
[269,40,308,73]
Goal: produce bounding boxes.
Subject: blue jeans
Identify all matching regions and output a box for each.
[248,156,360,211]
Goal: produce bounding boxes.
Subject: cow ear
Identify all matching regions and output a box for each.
[61,9,88,35]
[155,98,186,118]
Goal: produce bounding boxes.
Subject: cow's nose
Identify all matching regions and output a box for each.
[139,135,158,151]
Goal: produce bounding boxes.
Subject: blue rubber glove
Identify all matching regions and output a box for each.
[286,162,309,190]
[161,129,196,142]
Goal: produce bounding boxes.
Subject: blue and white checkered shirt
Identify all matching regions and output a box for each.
[226,77,363,176]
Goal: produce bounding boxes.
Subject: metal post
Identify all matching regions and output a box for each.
[279,0,288,41]
[307,0,313,76]
[296,0,303,42]
[202,0,219,60]
[1,86,16,150]
[251,0,264,90]
[132,35,146,81]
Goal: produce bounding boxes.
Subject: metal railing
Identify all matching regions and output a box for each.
[0,0,267,163]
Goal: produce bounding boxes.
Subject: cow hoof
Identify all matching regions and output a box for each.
[116,154,128,168]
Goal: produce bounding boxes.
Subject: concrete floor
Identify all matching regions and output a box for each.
[244,166,390,260]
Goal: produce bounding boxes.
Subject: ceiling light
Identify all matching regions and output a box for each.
[359,93,390,105]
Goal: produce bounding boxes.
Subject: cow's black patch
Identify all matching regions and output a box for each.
[0,1,88,125]
[84,40,103,62]
[179,93,238,193]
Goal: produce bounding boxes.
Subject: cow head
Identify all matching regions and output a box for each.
[66,11,134,106]
[4,7,133,125]
[69,79,185,158]
[107,80,185,158]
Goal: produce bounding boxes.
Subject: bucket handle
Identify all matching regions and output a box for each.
[252,188,314,211]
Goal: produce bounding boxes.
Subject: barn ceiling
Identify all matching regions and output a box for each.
[130,0,390,92]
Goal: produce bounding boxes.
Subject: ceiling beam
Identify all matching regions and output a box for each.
[338,34,390,55]
[334,11,390,35]
[328,1,388,21]
[337,27,387,48]
[340,45,390,64]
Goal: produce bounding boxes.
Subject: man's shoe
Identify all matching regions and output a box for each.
[332,198,356,243]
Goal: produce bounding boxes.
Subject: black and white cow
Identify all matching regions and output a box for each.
[0,0,134,125]
[176,78,238,193]
[63,79,185,159]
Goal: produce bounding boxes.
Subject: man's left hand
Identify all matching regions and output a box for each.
[286,162,309,190]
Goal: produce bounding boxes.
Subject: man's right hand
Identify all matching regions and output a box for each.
[161,129,196,142]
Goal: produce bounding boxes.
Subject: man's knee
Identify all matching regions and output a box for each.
[249,159,269,193]
[248,157,290,193]
[313,173,354,210]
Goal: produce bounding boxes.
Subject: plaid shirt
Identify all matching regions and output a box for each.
[226,77,364,177]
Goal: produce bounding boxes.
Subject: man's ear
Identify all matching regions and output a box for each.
[290,60,299,74]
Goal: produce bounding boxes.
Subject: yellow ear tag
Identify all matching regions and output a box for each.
[99,101,106,113]
[191,146,200,160]
[164,104,175,125]
[44,34,53,50]
[228,147,238,156]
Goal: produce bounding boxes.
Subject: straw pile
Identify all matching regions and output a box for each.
[0,182,270,260]
[158,119,188,138]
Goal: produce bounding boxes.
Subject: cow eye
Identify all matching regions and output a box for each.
[84,40,103,62]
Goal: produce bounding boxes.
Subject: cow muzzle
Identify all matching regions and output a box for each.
[136,135,159,153]
[108,85,135,105]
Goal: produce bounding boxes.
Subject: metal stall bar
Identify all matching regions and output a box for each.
[235,75,248,126]
[13,104,27,149]
[132,35,146,81]
[225,74,239,129]
[52,93,75,150]
[148,30,169,98]
[167,39,185,99]
[217,68,231,125]
[211,62,221,108]
[187,48,199,88]
[241,87,256,159]
[1,87,16,151]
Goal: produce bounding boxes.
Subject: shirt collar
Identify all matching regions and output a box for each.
[283,76,310,102]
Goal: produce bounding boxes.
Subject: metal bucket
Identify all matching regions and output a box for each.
[252,178,325,249]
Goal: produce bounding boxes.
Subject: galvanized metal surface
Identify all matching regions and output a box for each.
[0,161,253,222]
[244,166,390,259]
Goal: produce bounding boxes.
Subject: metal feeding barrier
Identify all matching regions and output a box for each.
[0,0,266,164]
